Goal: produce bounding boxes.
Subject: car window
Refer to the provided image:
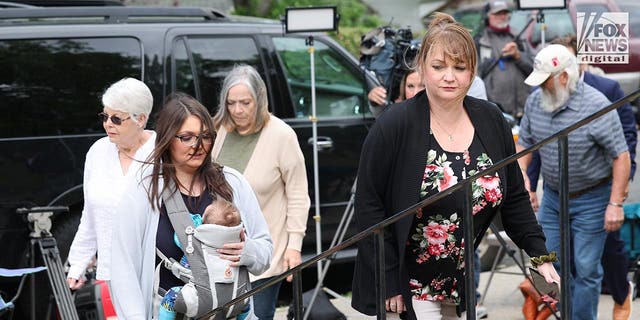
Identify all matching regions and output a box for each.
[0,37,141,138]
[510,10,532,33]
[531,10,574,46]
[273,37,366,119]
[172,36,265,114]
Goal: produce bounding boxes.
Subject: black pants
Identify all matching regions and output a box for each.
[602,230,630,304]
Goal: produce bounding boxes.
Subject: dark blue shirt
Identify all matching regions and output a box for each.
[156,191,213,291]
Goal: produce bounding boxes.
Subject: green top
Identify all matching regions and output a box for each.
[217,129,261,173]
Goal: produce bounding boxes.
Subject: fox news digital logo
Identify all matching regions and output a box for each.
[577,12,629,64]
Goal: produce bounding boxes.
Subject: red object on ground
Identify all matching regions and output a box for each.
[96,280,117,319]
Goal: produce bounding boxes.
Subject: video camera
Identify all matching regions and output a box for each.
[360,25,420,104]
[390,26,420,70]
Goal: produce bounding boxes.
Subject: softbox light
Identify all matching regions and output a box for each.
[284,6,337,33]
[517,0,566,10]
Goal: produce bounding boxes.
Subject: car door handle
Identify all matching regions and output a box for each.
[307,136,333,150]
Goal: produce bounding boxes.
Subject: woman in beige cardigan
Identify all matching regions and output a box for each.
[212,65,310,320]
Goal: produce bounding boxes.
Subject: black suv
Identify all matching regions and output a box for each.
[0,5,374,315]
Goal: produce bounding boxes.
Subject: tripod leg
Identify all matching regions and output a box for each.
[30,240,36,320]
[38,238,79,320]
[488,224,528,275]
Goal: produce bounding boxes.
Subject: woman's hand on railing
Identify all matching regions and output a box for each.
[385,294,406,313]
[283,248,302,282]
[536,262,560,285]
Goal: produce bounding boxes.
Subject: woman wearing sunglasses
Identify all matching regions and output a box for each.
[66,77,156,291]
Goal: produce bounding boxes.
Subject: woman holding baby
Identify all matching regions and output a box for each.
[109,92,272,319]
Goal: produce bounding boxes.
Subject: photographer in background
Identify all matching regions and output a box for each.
[476,0,534,119]
[361,25,421,115]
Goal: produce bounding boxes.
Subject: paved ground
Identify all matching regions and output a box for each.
[274,263,639,319]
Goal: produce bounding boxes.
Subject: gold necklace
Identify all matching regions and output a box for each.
[430,111,461,142]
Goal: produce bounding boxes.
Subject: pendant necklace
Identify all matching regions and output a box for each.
[431,110,461,142]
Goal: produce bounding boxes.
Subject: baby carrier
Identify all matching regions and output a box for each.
[156,185,251,319]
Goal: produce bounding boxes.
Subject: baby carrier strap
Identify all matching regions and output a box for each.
[156,248,193,283]
[161,184,216,318]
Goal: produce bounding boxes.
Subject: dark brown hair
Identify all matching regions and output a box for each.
[147,92,233,210]
[550,34,578,55]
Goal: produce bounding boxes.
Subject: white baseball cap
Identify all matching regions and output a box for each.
[524,44,575,86]
[488,0,511,14]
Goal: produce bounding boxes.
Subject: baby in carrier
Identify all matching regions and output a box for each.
[159,199,250,320]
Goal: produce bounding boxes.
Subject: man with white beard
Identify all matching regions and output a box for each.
[515,44,631,320]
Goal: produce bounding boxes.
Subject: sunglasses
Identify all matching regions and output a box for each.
[98,112,131,125]
[174,133,214,147]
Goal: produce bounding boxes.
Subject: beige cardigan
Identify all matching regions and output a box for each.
[213,115,310,280]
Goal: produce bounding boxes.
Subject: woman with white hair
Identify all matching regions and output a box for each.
[212,65,310,320]
[66,77,156,289]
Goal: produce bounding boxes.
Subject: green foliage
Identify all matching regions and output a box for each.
[233,0,384,57]
[329,26,370,57]
[232,0,266,17]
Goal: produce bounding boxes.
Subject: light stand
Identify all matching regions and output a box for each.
[537,10,546,48]
[307,34,322,280]
[283,7,339,319]
[284,4,338,280]
[517,0,566,49]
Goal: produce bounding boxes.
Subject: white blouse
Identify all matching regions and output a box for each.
[67,131,155,281]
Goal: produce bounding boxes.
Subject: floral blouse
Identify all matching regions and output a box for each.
[405,133,503,303]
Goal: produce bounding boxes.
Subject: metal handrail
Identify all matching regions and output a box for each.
[202,88,640,320]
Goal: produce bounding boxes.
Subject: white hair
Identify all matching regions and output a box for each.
[101,77,153,125]
[564,55,580,93]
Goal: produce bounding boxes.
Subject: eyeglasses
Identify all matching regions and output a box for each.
[98,112,131,125]
[174,133,214,147]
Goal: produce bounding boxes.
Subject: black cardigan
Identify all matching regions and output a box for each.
[351,90,548,318]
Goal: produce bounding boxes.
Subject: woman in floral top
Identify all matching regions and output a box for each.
[351,13,560,320]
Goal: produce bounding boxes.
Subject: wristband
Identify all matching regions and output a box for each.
[608,201,623,208]
[530,251,558,268]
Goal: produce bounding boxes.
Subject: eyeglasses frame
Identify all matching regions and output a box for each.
[174,133,214,147]
[98,112,132,126]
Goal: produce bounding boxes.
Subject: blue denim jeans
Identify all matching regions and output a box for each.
[251,277,282,320]
[537,183,610,320]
